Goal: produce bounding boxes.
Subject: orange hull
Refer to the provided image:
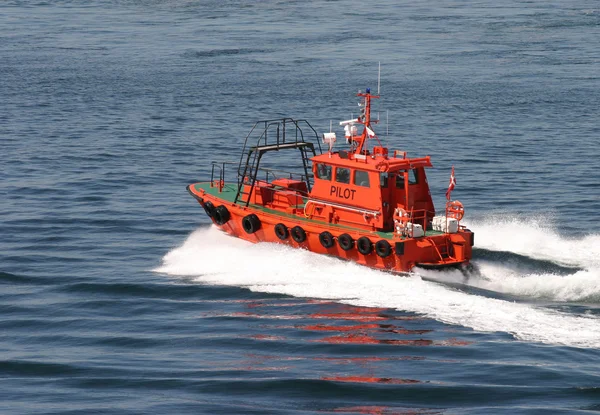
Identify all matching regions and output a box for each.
[189,183,473,273]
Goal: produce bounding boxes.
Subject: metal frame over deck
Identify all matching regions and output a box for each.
[234,118,322,206]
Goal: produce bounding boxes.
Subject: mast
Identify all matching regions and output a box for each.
[353,88,379,155]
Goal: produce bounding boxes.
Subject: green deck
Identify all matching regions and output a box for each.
[192,182,444,240]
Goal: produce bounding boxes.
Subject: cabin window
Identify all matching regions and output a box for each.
[354,170,370,187]
[335,167,350,184]
[380,172,389,188]
[409,169,418,184]
[316,164,332,180]
[394,169,418,188]
[395,173,404,189]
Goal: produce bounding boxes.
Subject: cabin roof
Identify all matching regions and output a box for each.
[312,152,432,172]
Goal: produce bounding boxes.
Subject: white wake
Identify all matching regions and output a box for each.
[155,219,600,349]
[465,214,600,269]
[457,215,600,302]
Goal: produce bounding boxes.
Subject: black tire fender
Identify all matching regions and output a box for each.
[242,214,261,234]
[274,223,289,240]
[291,226,306,243]
[375,240,392,258]
[319,231,335,248]
[213,205,230,225]
[338,233,354,251]
[357,236,373,255]
[203,201,216,218]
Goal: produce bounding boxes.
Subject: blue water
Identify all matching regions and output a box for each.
[2,1,600,413]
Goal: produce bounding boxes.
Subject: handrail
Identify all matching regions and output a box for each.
[304,198,381,217]
[211,161,238,191]
[234,117,321,206]
[408,208,434,230]
[241,167,310,186]
[213,161,312,197]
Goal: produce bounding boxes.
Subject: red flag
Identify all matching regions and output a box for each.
[445,166,456,200]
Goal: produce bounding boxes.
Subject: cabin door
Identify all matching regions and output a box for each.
[390,170,410,216]
[381,172,398,231]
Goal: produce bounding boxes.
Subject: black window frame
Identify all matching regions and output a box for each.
[393,169,418,188]
[354,170,370,188]
[316,163,332,181]
[335,167,351,184]
[380,172,389,188]
[409,169,418,185]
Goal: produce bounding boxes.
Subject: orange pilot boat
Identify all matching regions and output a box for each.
[187,87,474,273]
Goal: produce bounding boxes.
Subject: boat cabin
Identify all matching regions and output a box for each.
[303,88,436,233]
[308,150,435,232]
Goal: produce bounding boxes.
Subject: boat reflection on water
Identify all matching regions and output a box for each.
[223,300,471,365]
[206,299,469,413]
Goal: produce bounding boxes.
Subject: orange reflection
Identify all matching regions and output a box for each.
[309,312,412,322]
[303,323,380,332]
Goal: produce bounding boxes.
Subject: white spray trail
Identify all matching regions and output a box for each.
[464,214,600,269]
[155,225,600,349]
[446,214,600,302]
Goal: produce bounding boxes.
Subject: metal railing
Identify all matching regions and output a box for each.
[211,161,313,197]
[210,161,237,192]
[234,118,321,205]
[409,209,435,231]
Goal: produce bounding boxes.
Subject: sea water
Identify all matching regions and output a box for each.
[2,1,600,413]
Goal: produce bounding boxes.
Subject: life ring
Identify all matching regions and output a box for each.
[319,231,335,248]
[357,236,373,255]
[213,205,230,225]
[203,201,216,218]
[446,200,465,221]
[393,207,409,234]
[338,233,354,251]
[375,240,392,258]
[291,226,306,243]
[274,223,289,240]
[242,214,261,234]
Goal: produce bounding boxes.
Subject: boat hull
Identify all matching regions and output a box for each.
[189,183,473,273]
